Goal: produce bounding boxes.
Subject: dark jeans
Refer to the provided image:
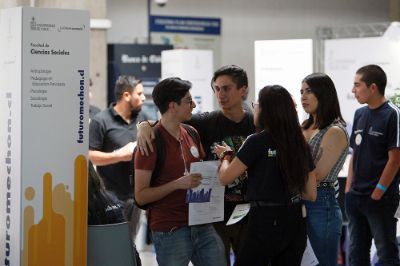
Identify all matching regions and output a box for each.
[234,203,307,266]
[345,192,400,266]
[213,221,248,266]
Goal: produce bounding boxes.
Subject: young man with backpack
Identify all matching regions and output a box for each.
[138,65,255,265]
[134,77,226,266]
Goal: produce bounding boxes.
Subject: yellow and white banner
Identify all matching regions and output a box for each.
[0,7,89,266]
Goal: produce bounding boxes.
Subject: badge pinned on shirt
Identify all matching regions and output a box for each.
[267,148,277,157]
[355,134,362,145]
[190,146,200,158]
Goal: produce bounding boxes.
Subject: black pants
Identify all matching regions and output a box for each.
[235,203,306,266]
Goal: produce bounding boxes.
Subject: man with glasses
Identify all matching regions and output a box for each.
[89,75,147,238]
[134,77,226,266]
[138,65,255,265]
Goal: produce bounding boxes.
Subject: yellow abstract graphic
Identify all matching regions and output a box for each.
[22,155,88,266]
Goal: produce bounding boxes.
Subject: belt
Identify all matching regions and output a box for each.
[250,196,302,208]
[317,181,335,188]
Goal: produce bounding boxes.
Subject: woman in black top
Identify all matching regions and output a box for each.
[217,85,317,266]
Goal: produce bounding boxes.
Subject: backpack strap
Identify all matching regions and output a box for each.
[182,123,201,148]
[150,127,165,186]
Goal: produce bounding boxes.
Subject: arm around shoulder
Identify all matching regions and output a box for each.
[136,120,157,155]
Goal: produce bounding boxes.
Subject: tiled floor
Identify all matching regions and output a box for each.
[138,244,157,266]
[138,244,194,266]
[135,213,158,266]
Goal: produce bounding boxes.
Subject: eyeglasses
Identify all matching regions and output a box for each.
[181,97,194,105]
[251,101,259,109]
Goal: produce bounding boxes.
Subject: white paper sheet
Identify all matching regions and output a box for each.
[188,161,225,225]
[226,203,250,225]
[301,238,319,266]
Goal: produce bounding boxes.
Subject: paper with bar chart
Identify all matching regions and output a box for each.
[188,161,225,225]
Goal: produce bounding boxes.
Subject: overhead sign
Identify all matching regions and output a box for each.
[150,15,221,35]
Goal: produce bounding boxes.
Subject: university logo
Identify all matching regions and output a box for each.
[30,16,55,31]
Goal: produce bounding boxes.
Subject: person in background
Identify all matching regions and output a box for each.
[216,85,317,265]
[89,75,147,239]
[300,73,349,265]
[137,65,255,265]
[134,77,226,266]
[345,64,400,265]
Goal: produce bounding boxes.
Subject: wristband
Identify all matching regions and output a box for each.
[219,150,233,160]
[376,183,387,192]
[222,155,232,162]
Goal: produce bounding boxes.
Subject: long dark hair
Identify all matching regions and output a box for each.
[257,85,311,194]
[88,161,123,225]
[302,73,345,130]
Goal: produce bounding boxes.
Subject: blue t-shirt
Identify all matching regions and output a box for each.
[236,131,314,203]
[350,101,400,196]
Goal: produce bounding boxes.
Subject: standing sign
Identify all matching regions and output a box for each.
[254,39,313,122]
[161,49,214,113]
[0,7,89,266]
[325,35,400,130]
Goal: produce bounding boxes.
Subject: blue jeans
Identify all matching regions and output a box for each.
[213,221,248,266]
[152,224,226,266]
[345,192,400,266]
[305,187,342,266]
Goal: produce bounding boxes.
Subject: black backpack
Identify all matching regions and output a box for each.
[132,123,201,210]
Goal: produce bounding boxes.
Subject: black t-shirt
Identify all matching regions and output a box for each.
[188,110,256,222]
[237,131,314,203]
[350,101,400,196]
[89,104,148,200]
